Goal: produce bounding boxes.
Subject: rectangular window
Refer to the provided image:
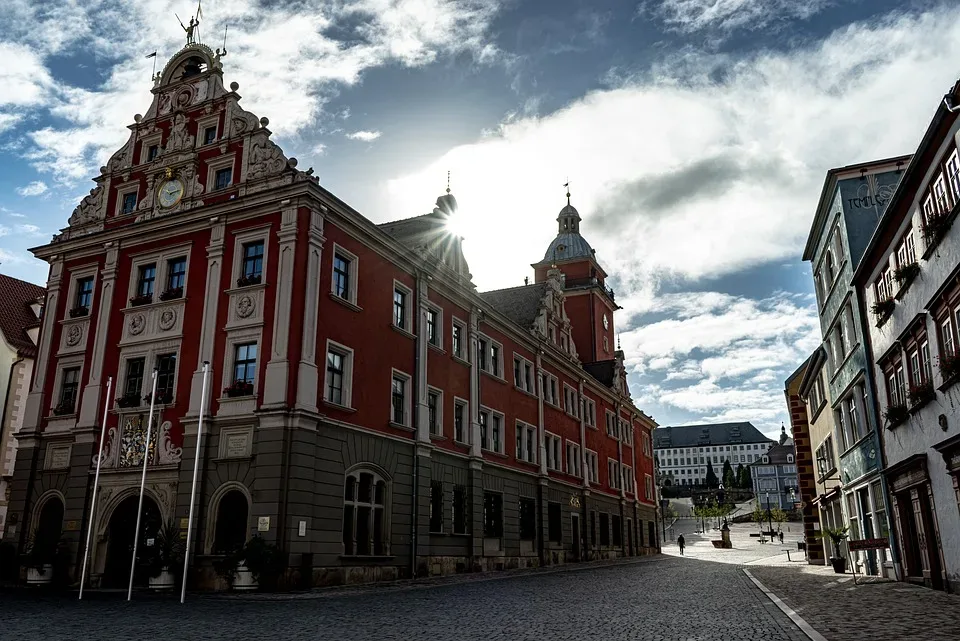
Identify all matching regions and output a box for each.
[58,367,81,412]
[482,492,503,538]
[147,144,159,161]
[155,353,176,402]
[548,503,562,543]
[452,321,464,359]
[491,413,502,453]
[75,277,94,309]
[429,481,443,533]
[166,257,186,292]
[623,465,634,494]
[583,397,596,427]
[612,515,622,546]
[519,498,537,540]
[333,253,351,300]
[124,357,145,398]
[564,386,579,417]
[566,442,581,477]
[894,365,906,407]
[545,433,562,471]
[121,191,137,214]
[391,374,407,425]
[921,341,933,383]
[427,309,439,346]
[203,126,217,145]
[599,513,610,546]
[326,348,347,405]
[516,422,536,464]
[393,287,407,329]
[137,263,156,298]
[241,241,264,281]
[942,316,955,358]
[490,342,500,377]
[454,400,467,443]
[608,459,621,490]
[585,450,599,484]
[605,410,616,437]
[453,485,468,534]
[428,389,441,436]
[233,343,257,384]
[645,475,653,500]
[214,167,232,190]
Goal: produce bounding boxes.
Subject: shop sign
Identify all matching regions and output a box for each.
[848,537,888,551]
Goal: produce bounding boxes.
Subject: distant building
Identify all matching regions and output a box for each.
[0,274,44,537]
[653,422,774,487]
[751,427,800,511]
[852,77,960,593]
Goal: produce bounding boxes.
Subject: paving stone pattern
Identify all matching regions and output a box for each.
[1,556,806,641]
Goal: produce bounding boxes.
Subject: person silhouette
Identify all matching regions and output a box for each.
[677,533,685,555]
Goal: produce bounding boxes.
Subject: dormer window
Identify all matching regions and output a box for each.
[787,454,794,463]
[203,126,217,145]
[147,145,159,161]
[762,455,769,464]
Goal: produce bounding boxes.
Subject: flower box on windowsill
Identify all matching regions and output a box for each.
[129,294,153,307]
[871,299,895,327]
[894,263,920,299]
[69,305,90,318]
[921,210,954,258]
[223,381,254,398]
[908,382,935,413]
[116,394,141,408]
[937,353,960,392]
[143,392,174,405]
[884,404,909,429]
[236,274,262,288]
[52,402,75,416]
[159,287,183,301]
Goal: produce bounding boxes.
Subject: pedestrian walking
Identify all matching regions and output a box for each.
[677,534,685,555]
[779,531,784,544]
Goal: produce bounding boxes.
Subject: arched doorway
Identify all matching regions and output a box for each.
[34,496,64,548]
[212,490,248,553]
[102,495,161,588]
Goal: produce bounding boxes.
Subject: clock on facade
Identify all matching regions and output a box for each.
[158,178,185,208]
[602,314,609,329]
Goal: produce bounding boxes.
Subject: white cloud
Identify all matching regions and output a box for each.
[16,224,44,237]
[640,0,836,36]
[346,130,383,141]
[15,181,48,197]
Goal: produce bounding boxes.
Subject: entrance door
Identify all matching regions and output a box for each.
[571,514,580,561]
[103,495,161,588]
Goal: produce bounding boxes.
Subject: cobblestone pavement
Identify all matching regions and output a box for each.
[0,554,806,641]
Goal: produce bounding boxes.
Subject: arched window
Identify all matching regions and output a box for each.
[342,468,388,556]
[213,490,249,553]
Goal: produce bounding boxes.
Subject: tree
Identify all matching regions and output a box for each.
[771,507,787,532]
[740,465,753,491]
[735,463,745,488]
[752,504,766,540]
[705,460,719,488]
[722,460,736,489]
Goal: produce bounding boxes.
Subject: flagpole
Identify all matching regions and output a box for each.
[180,362,209,604]
[79,376,112,600]
[127,370,158,601]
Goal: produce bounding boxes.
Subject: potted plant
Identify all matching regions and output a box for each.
[884,403,909,428]
[116,393,141,408]
[223,380,254,398]
[144,391,174,405]
[893,262,920,287]
[148,519,184,590]
[907,382,935,409]
[69,305,90,318]
[871,298,895,325]
[241,535,283,590]
[236,274,262,288]
[922,211,950,245]
[52,401,74,416]
[213,545,243,590]
[940,352,960,385]
[159,286,183,301]
[24,529,55,586]
[129,293,153,307]
[817,526,849,573]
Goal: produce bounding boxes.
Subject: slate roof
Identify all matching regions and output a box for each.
[377,211,470,276]
[0,274,44,358]
[583,360,615,387]
[753,441,795,465]
[653,422,774,449]
[478,283,548,330]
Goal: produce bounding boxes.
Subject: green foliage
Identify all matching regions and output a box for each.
[816,526,849,557]
[147,519,185,578]
[771,507,788,528]
[705,461,719,488]
[752,504,765,528]
[722,460,736,488]
[740,465,753,489]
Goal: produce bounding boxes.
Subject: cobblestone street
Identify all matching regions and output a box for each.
[2,524,957,641]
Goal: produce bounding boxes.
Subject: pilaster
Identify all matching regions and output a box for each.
[262,205,298,408]
[468,309,481,458]
[78,243,118,428]
[188,220,225,415]
[21,258,64,434]
[415,272,430,443]
[536,352,547,476]
[295,209,325,412]
[578,379,588,489]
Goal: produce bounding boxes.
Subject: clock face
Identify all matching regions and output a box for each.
[158,178,185,208]
[602,314,609,330]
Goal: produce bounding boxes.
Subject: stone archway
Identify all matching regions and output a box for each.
[101,495,162,588]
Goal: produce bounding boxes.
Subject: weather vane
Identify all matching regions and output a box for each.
[563,178,571,205]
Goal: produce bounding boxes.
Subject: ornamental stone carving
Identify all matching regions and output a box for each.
[167,113,194,151]
[129,313,146,335]
[237,294,255,318]
[68,185,105,226]
[157,421,182,465]
[248,138,286,180]
[91,426,118,468]
[65,324,83,346]
[159,309,177,331]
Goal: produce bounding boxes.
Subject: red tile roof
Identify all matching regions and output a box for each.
[0,274,45,358]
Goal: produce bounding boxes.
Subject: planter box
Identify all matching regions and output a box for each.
[233,565,258,591]
[149,569,175,590]
[27,565,53,585]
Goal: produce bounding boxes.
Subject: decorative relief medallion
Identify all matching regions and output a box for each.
[65,324,83,346]
[159,309,177,331]
[129,313,146,335]
[237,295,255,318]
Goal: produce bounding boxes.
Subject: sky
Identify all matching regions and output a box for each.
[1,0,959,439]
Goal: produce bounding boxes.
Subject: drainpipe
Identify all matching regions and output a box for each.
[0,357,23,536]
[409,271,428,579]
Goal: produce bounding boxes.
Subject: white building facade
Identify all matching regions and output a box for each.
[653,423,774,487]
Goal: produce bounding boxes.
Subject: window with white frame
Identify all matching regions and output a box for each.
[623,465,634,494]
[642,432,651,457]
[566,441,581,477]
[621,419,632,445]
[516,421,536,464]
[947,149,960,202]
[427,387,442,436]
[479,408,504,453]
[607,459,621,490]
[331,245,359,305]
[325,341,354,407]
[390,370,411,426]
[54,366,82,414]
[934,173,949,211]
[605,410,616,437]
[545,432,562,471]
[206,155,235,192]
[583,396,596,427]
[451,318,466,360]
[453,398,468,443]
[513,354,535,394]
[427,306,441,348]
[544,373,559,406]
[233,343,257,385]
[477,336,502,377]
[117,184,139,215]
[489,341,502,377]
[585,450,599,484]
[393,282,412,332]
[645,475,653,500]
[342,467,389,556]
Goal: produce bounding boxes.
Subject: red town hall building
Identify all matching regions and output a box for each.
[4,43,658,589]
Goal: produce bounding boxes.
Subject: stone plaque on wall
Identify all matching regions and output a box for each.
[219,426,253,459]
[45,444,72,470]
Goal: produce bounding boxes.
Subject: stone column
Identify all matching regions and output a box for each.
[78,243,119,428]
[295,209,324,412]
[262,205,298,408]
[578,379,587,489]
[468,309,481,458]
[188,221,225,415]
[415,272,430,443]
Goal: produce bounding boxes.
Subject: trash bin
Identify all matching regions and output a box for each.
[797,541,806,551]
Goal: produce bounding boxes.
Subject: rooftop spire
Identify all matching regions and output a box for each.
[564,178,571,206]
[446,170,451,195]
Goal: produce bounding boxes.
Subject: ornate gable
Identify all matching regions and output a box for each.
[59,42,318,241]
